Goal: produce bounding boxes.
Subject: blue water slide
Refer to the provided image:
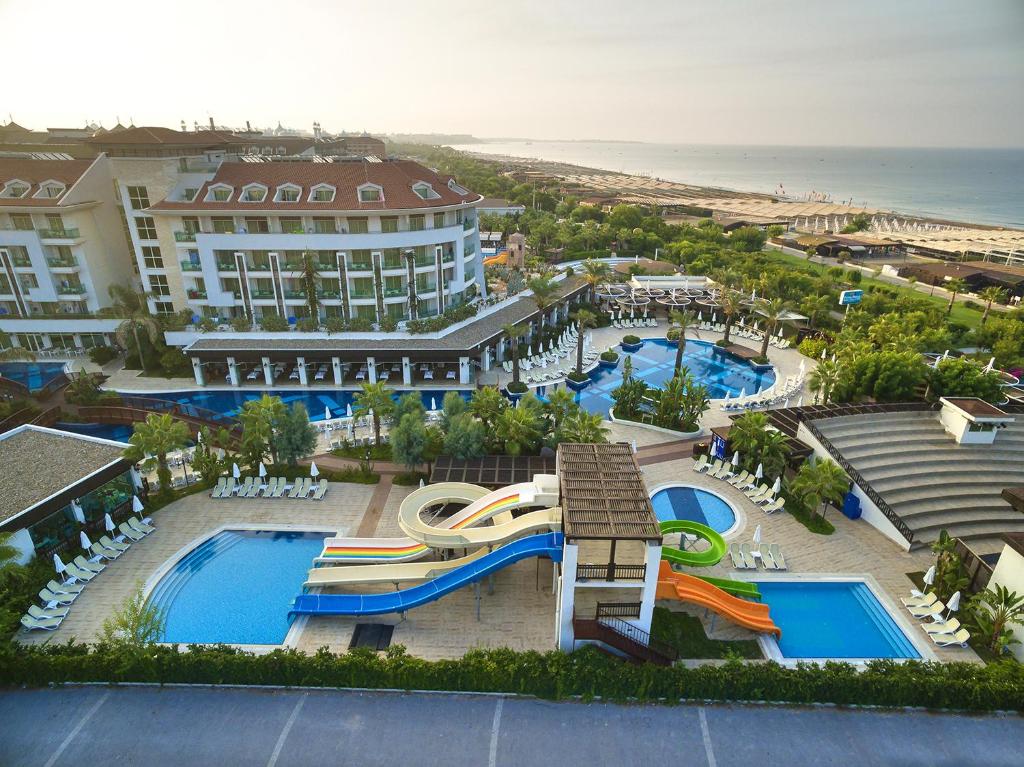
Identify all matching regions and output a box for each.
[289,532,564,616]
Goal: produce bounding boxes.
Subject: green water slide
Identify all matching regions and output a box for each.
[659,520,760,600]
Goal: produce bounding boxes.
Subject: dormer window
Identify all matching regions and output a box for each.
[34,181,66,199]
[0,180,29,199]
[309,184,335,203]
[240,184,268,203]
[206,184,233,202]
[275,184,301,203]
[358,184,383,203]
[447,179,469,195]
[412,182,440,200]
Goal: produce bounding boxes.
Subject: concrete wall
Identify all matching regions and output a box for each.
[990,544,1024,662]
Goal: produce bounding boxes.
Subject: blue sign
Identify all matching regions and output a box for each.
[839,289,863,306]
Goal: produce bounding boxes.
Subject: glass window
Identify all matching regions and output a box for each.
[210,186,231,202]
[181,216,200,234]
[313,217,336,234]
[311,187,334,202]
[346,217,368,234]
[242,186,266,202]
[359,187,381,202]
[408,215,425,231]
[212,217,235,234]
[279,217,303,234]
[1,182,28,198]
[18,273,39,290]
[10,213,34,230]
[276,187,300,202]
[127,186,150,209]
[45,214,66,233]
[154,301,174,314]
[149,274,170,296]
[433,212,446,228]
[142,245,163,269]
[244,216,270,233]
[135,216,157,240]
[182,188,198,202]
[380,217,398,233]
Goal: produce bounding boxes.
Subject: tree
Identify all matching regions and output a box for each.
[502,322,528,386]
[840,213,872,233]
[572,308,598,375]
[669,309,698,373]
[440,391,468,431]
[968,585,1024,657]
[390,413,429,472]
[393,392,426,424]
[239,394,287,466]
[728,226,767,253]
[580,259,611,300]
[757,298,790,359]
[927,357,1004,404]
[124,412,190,493]
[930,530,969,602]
[272,403,317,466]
[495,406,542,456]
[109,284,160,373]
[788,458,848,520]
[527,275,558,336]
[300,250,320,325]
[0,330,34,362]
[544,388,577,435]
[719,290,742,345]
[610,365,649,420]
[556,409,609,443]
[809,359,841,404]
[979,286,1006,324]
[443,412,486,459]
[469,386,506,436]
[944,278,968,315]
[99,586,165,647]
[190,426,233,483]
[353,381,395,447]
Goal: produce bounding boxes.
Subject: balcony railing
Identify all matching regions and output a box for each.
[414,256,435,268]
[187,290,208,300]
[382,259,404,270]
[250,290,275,298]
[349,289,375,299]
[46,256,77,268]
[463,219,474,231]
[576,563,647,582]
[216,261,237,271]
[317,290,340,299]
[180,260,202,271]
[38,227,80,239]
[11,258,31,267]
[383,288,406,298]
[284,290,305,299]
[174,231,197,242]
[57,284,87,294]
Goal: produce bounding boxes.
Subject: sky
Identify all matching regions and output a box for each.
[1,0,1022,147]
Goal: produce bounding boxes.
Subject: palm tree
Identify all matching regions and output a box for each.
[239,394,287,465]
[109,284,159,373]
[0,330,34,361]
[572,308,598,375]
[719,290,742,345]
[0,531,20,571]
[669,309,698,373]
[580,259,611,301]
[469,386,506,434]
[124,412,190,492]
[501,322,528,385]
[557,410,609,443]
[799,295,832,330]
[728,412,770,459]
[300,250,320,325]
[809,359,841,404]
[353,381,395,447]
[944,278,968,315]
[979,286,1006,324]
[495,406,542,456]
[757,298,790,359]
[788,458,848,520]
[527,274,558,336]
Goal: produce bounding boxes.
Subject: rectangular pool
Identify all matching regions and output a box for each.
[755,580,921,661]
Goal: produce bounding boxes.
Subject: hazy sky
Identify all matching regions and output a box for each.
[2,0,1021,147]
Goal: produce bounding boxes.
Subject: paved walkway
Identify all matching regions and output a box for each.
[2,687,1020,767]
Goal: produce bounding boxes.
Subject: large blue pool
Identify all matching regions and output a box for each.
[0,362,67,391]
[129,388,467,422]
[55,421,135,443]
[148,530,328,645]
[756,581,921,660]
[650,486,737,533]
[569,338,774,416]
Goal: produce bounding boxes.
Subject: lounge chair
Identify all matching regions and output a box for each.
[922,618,962,636]
[72,556,103,575]
[739,542,757,569]
[727,471,752,488]
[762,497,786,515]
[712,462,735,480]
[129,517,155,535]
[243,480,262,498]
[745,484,771,502]
[707,460,729,479]
[100,535,130,553]
[211,477,227,498]
[29,604,69,620]
[901,592,939,609]
[261,477,279,497]
[693,455,711,473]
[287,478,306,499]
[218,477,236,499]
[759,544,779,569]
[47,579,84,595]
[235,477,254,497]
[312,479,329,500]
[755,491,777,507]
[21,614,62,631]
[908,601,946,619]
[90,542,121,561]
[119,522,146,542]
[768,543,787,570]
[39,587,77,606]
[930,628,971,648]
[271,478,287,498]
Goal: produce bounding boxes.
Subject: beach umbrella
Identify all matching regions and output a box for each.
[946,591,962,616]
[232,462,241,479]
[53,554,67,580]
[325,405,331,421]
[70,500,85,524]
[430,397,437,411]
[697,311,703,323]
[732,450,740,466]
[80,531,92,551]
[309,461,320,478]
[941,350,949,361]
[346,403,353,418]
[752,525,762,546]
[419,478,425,488]
[985,357,995,373]
[196,429,203,443]
[347,420,354,439]
[723,391,730,402]
[799,359,806,374]
[132,495,145,514]
[258,462,267,478]
[104,513,115,534]
[771,476,782,494]
[754,463,764,480]
[739,387,746,399]
[130,466,144,490]
[797,396,804,407]
[821,348,827,360]
[923,565,936,590]
[632,440,638,454]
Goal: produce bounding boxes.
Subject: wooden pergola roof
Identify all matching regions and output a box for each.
[557,443,661,542]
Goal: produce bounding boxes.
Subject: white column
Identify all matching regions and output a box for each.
[297,357,308,386]
[459,356,471,384]
[402,356,412,386]
[72,333,83,349]
[495,339,506,362]
[227,357,240,387]
[557,542,578,652]
[191,357,205,386]
[481,346,491,372]
[367,356,377,383]
[637,542,663,635]
[262,356,273,386]
[332,356,342,386]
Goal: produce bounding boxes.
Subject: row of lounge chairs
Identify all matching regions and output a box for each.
[502,333,581,376]
[899,592,972,648]
[612,317,657,329]
[21,517,156,631]
[720,373,806,413]
[728,541,787,570]
[210,476,328,501]
[692,456,785,515]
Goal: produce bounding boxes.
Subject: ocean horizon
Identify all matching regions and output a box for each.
[452,141,1024,230]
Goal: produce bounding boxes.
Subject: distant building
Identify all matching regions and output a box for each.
[478,197,525,216]
[897,260,1024,298]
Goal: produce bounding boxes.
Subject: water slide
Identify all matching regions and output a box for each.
[290,532,564,616]
[316,477,558,563]
[483,248,509,266]
[656,561,781,638]
[658,521,759,599]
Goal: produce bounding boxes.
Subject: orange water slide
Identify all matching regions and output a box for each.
[483,249,509,266]
[656,562,781,638]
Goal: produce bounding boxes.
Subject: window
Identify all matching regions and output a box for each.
[126,186,150,209]
[153,301,174,314]
[182,216,201,234]
[433,212,446,228]
[358,185,382,203]
[149,275,170,296]
[279,217,303,234]
[45,214,66,233]
[1,181,29,198]
[309,185,335,202]
[206,184,233,202]
[182,188,198,202]
[244,216,270,233]
[241,185,268,203]
[275,185,301,203]
[313,217,336,234]
[135,216,157,240]
[19,274,39,290]
[10,213,33,231]
[347,217,368,234]
[35,182,65,199]
[142,246,163,269]
[409,215,425,232]
[212,217,235,234]
[380,217,398,233]
[412,182,439,200]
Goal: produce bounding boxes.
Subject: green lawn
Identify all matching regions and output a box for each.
[650,606,763,659]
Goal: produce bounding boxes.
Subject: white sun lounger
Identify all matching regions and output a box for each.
[119,522,145,542]
[129,517,155,535]
[272,478,288,498]
[71,557,103,576]
[39,587,77,606]
[762,497,785,515]
[921,618,962,636]
[21,614,63,631]
[47,579,85,595]
[908,601,946,619]
[768,543,787,570]
[692,455,709,473]
[287,477,307,499]
[930,628,971,648]
[29,604,69,621]
[312,480,329,500]
[211,477,227,498]
[901,592,939,609]
[90,542,121,561]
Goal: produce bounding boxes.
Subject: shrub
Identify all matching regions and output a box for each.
[622,334,641,345]
[198,317,217,333]
[296,317,319,333]
[261,315,289,332]
[231,315,251,332]
[87,345,118,365]
[600,350,619,363]
[506,380,528,394]
[380,316,398,333]
[566,370,589,383]
[666,327,681,341]
[348,317,374,332]
[325,317,347,334]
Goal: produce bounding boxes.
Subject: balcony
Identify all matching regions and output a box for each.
[415,283,437,294]
[463,219,475,231]
[250,289,275,299]
[174,231,197,242]
[383,288,406,298]
[187,289,208,300]
[317,290,340,299]
[10,257,31,267]
[57,285,88,297]
[38,227,81,240]
[575,563,647,582]
[216,261,237,271]
[349,289,375,299]
[414,256,434,268]
[284,290,306,299]
[46,256,77,268]
[348,261,373,272]
[180,260,203,271]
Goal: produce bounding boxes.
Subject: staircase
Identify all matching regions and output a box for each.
[572,617,678,666]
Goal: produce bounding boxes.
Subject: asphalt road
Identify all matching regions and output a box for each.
[1,686,1021,767]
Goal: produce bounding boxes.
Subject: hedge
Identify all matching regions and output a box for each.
[2,644,1022,711]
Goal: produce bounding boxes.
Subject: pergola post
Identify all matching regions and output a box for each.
[297,357,308,386]
[332,356,342,386]
[480,346,491,372]
[402,356,412,386]
[367,357,377,383]
[226,357,240,387]
[262,356,273,386]
[191,357,205,386]
[459,356,471,384]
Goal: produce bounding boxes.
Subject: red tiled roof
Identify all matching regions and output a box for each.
[149,160,480,212]
[0,158,93,206]
[85,126,236,146]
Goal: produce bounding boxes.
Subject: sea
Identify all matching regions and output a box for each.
[451,141,1024,229]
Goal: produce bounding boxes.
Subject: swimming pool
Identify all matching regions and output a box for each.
[0,361,67,391]
[148,530,328,645]
[755,580,922,661]
[570,338,774,416]
[55,421,136,443]
[650,485,738,534]
[124,388,467,422]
